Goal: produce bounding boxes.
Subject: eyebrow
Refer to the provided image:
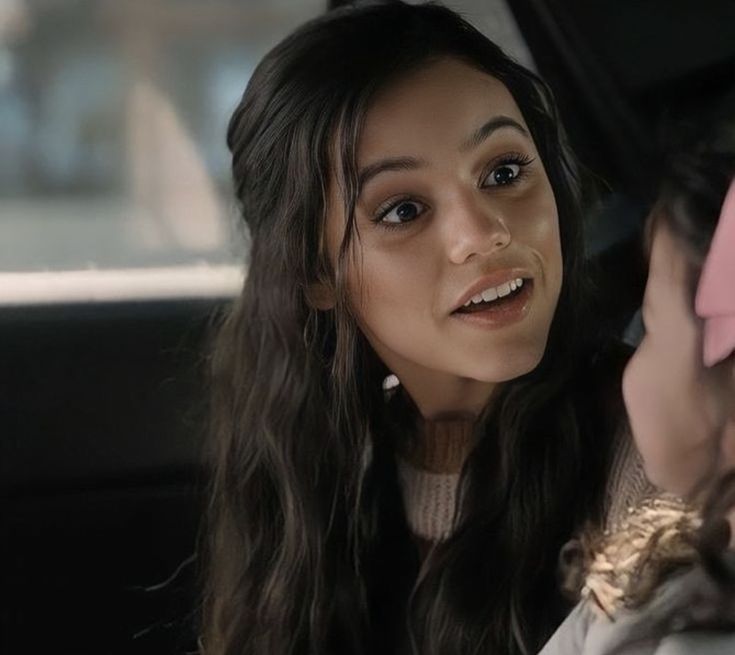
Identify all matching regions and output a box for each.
[358,156,426,192]
[357,116,530,192]
[460,115,530,151]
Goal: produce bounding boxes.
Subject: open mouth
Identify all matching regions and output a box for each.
[453,277,532,314]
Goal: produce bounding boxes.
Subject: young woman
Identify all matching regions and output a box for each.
[202,2,648,653]
[540,107,735,655]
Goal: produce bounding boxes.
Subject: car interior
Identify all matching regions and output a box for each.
[1,1,733,653]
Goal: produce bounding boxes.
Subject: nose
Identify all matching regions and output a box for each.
[444,192,511,264]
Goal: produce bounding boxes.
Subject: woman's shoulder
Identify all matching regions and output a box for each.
[557,544,735,655]
[591,557,735,655]
[570,605,735,655]
[648,552,735,655]
[537,600,596,655]
[541,563,735,655]
[652,631,735,655]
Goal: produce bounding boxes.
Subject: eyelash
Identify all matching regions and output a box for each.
[481,152,535,188]
[371,152,536,231]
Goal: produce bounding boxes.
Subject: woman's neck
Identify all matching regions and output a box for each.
[395,414,477,546]
[381,355,496,417]
[398,413,476,474]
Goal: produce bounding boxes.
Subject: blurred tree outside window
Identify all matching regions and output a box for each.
[0,0,531,303]
[0,0,323,301]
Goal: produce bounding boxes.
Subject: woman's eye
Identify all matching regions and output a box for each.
[483,163,521,187]
[379,200,425,225]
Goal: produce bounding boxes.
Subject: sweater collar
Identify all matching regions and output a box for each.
[396,414,475,474]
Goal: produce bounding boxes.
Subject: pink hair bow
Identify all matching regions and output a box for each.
[695,176,735,367]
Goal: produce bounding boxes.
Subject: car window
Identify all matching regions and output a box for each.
[0,0,532,304]
[0,0,323,302]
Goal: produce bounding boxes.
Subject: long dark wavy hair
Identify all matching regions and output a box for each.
[202,2,623,654]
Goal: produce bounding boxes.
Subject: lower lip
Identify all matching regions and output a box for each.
[451,280,534,329]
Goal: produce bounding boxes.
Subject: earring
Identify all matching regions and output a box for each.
[382,374,400,391]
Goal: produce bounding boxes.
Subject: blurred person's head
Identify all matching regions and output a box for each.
[557,106,735,625]
[623,110,735,503]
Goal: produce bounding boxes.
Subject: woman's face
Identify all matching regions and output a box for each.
[623,224,723,497]
[324,58,563,415]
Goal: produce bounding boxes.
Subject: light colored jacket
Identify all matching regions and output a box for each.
[539,553,735,655]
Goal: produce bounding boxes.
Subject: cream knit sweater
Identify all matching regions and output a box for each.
[396,417,473,542]
[396,417,652,545]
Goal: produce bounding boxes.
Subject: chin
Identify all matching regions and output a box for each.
[467,345,545,383]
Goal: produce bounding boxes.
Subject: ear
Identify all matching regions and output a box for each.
[305,279,335,311]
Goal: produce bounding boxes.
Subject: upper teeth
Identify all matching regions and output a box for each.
[464,278,524,307]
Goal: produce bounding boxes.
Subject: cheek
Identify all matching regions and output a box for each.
[623,346,677,487]
[622,348,657,450]
[534,213,563,308]
[548,221,563,288]
[346,246,437,350]
[622,344,716,494]
[505,191,562,303]
[523,184,562,285]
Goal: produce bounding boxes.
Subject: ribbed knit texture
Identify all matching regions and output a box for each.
[604,426,656,530]
[397,463,460,541]
[395,417,652,545]
[396,416,474,542]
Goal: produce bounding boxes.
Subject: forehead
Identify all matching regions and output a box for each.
[359,58,528,158]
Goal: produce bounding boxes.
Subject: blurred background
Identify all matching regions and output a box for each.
[0,0,333,303]
[0,0,534,300]
[2,0,732,301]
[0,0,531,294]
[0,0,323,271]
